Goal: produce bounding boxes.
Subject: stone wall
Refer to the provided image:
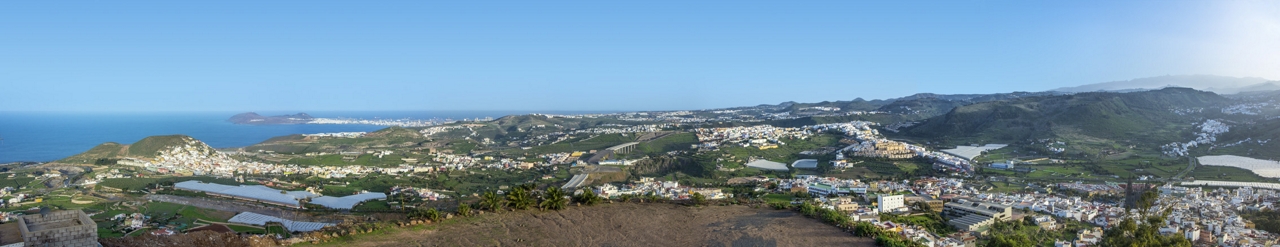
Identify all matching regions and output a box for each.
[17,210,98,247]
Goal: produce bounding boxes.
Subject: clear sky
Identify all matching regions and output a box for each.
[2,1,1277,112]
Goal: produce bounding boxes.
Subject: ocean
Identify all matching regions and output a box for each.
[0,111,610,163]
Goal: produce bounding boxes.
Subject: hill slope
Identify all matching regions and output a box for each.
[58,135,213,164]
[905,88,1229,148]
[1052,75,1273,94]
[57,142,127,163]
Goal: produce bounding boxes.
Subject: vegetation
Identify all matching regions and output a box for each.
[479,191,504,211]
[522,133,634,154]
[906,88,1227,150]
[128,135,202,157]
[505,187,535,210]
[98,176,247,191]
[539,187,568,210]
[572,189,603,206]
[1100,190,1191,247]
[1241,210,1280,235]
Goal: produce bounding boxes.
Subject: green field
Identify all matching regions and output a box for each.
[1188,165,1277,182]
[352,201,392,211]
[228,225,266,234]
[286,154,414,168]
[141,201,235,230]
[321,185,364,196]
[266,225,291,237]
[98,176,248,191]
[634,133,699,156]
[717,134,841,165]
[0,176,36,188]
[520,134,635,155]
[762,193,796,204]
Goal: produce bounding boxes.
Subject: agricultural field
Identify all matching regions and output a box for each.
[1197,155,1280,178]
[1187,165,1277,183]
[716,134,841,165]
[518,133,636,155]
[97,176,249,191]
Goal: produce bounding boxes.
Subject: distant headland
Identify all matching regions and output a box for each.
[227,112,314,125]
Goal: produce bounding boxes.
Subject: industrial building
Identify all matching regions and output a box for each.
[944,201,1012,231]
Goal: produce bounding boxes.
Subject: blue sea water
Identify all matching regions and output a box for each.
[0,111,609,163]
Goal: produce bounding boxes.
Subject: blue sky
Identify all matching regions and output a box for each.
[2,1,1277,112]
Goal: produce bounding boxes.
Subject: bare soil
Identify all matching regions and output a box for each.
[330,203,875,247]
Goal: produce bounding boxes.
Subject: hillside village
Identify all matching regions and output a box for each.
[2,87,1280,246]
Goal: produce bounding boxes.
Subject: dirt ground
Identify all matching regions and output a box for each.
[333,203,875,247]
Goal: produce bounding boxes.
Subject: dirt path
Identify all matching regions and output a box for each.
[335,203,875,247]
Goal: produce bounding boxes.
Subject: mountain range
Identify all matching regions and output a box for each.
[1052,75,1278,95]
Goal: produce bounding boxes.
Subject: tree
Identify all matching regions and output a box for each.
[798,202,818,216]
[914,201,933,212]
[424,208,443,221]
[539,187,568,211]
[690,192,706,205]
[409,207,443,221]
[1099,208,1191,247]
[480,191,504,211]
[618,194,634,203]
[506,188,535,210]
[987,233,1034,247]
[574,189,603,206]
[456,203,474,217]
[644,191,661,202]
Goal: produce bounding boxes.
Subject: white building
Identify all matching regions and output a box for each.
[878,194,905,213]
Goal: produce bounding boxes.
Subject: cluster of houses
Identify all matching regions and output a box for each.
[388,186,448,201]
[432,153,542,170]
[0,186,21,206]
[1156,185,1278,246]
[809,121,972,173]
[1220,102,1272,116]
[1055,182,1124,196]
[747,175,1275,246]
[115,139,564,183]
[308,118,442,127]
[1162,119,1230,157]
[592,178,728,201]
[109,213,149,231]
[693,125,813,149]
[300,132,367,138]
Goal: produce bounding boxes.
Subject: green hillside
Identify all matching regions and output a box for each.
[128,135,203,157]
[57,142,126,164]
[905,88,1229,149]
[1203,118,1280,159]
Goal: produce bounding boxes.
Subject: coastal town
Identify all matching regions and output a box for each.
[4,116,1268,246]
[5,111,1279,246]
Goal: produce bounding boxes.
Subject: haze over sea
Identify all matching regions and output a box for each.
[0,111,609,163]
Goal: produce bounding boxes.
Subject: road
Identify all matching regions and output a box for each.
[1172,156,1198,180]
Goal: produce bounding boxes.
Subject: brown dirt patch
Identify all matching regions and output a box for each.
[332,203,874,247]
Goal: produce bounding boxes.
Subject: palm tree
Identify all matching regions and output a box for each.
[618,194,634,203]
[456,203,474,217]
[539,187,568,211]
[574,189,603,206]
[424,208,443,221]
[480,191,504,211]
[506,188,535,210]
